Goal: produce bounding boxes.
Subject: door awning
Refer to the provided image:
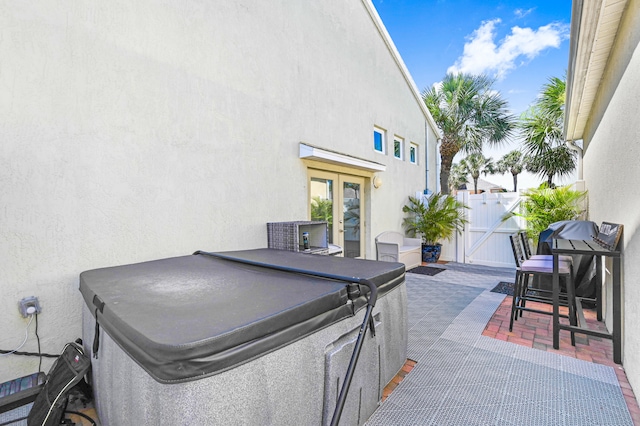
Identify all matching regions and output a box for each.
[299,143,386,172]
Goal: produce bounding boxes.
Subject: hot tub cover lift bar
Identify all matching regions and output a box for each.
[194,250,379,426]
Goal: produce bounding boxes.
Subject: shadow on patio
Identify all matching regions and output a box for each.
[367,262,639,426]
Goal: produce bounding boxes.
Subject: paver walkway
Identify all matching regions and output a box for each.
[366,262,634,426]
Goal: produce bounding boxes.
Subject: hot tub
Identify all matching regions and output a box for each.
[80,249,407,425]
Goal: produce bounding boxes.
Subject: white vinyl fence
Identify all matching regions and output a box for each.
[438,191,524,268]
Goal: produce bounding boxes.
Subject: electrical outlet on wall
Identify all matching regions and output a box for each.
[19,296,41,317]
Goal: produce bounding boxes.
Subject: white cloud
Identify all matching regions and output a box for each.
[447,19,569,80]
[514,8,535,18]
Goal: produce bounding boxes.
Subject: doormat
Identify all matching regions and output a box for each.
[407,266,444,276]
[490,282,515,296]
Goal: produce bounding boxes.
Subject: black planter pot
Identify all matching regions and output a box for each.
[421,243,442,263]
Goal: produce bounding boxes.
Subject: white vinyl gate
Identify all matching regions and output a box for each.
[438,192,524,268]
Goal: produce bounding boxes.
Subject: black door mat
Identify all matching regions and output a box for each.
[490,282,514,296]
[407,266,444,276]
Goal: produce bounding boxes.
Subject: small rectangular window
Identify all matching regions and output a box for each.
[409,143,418,164]
[393,137,403,160]
[373,127,386,154]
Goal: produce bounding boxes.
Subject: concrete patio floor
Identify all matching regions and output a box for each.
[367,262,637,426]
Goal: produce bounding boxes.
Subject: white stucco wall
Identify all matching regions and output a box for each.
[580,0,640,392]
[0,1,435,381]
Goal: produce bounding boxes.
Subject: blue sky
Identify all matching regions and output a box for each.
[373,0,573,189]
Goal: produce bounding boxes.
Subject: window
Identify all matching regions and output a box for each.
[393,137,403,160]
[409,143,418,164]
[373,127,386,154]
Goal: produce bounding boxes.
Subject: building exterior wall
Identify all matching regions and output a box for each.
[580,0,640,392]
[0,0,437,381]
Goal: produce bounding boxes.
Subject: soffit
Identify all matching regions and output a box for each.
[565,0,628,141]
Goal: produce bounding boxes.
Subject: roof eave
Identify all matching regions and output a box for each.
[564,0,629,142]
[564,0,586,141]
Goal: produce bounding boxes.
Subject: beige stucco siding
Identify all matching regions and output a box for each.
[0,1,436,380]
[580,0,640,391]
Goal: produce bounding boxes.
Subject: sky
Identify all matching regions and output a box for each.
[373,0,574,190]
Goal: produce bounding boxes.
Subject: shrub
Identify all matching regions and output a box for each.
[507,184,587,243]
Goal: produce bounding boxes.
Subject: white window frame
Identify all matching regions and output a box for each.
[393,136,404,160]
[373,126,386,154]
[409,142,418,164]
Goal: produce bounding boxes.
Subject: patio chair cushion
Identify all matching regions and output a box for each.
[528,254,573,263]
[521,258,571,275]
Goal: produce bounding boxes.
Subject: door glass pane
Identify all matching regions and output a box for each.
[343,182,360,258]
[310,178,333,244]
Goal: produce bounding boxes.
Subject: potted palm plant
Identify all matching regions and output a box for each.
[402,193,469,262]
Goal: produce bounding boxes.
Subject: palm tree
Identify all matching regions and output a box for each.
[520,76,576,186]
[525,146,575,187]
[423,73,516,193]
[459,153,495,194]
[496,150,527,192]
[448,163,469,193]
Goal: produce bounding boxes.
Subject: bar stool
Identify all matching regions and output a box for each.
[520,231,572,263]
[509,234,577,344]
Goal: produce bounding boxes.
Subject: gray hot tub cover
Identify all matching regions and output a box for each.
[79,249,404,383]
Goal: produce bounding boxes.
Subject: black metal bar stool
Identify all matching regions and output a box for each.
[508,234,577,345]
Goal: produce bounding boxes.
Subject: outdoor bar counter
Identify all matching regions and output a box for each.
[80,249,407,425]
[552,236,622,363]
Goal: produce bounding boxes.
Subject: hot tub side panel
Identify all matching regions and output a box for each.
[321,283,408,426]
[83,282,407,426]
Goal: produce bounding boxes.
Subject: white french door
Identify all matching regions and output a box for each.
[308,170,365,258]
